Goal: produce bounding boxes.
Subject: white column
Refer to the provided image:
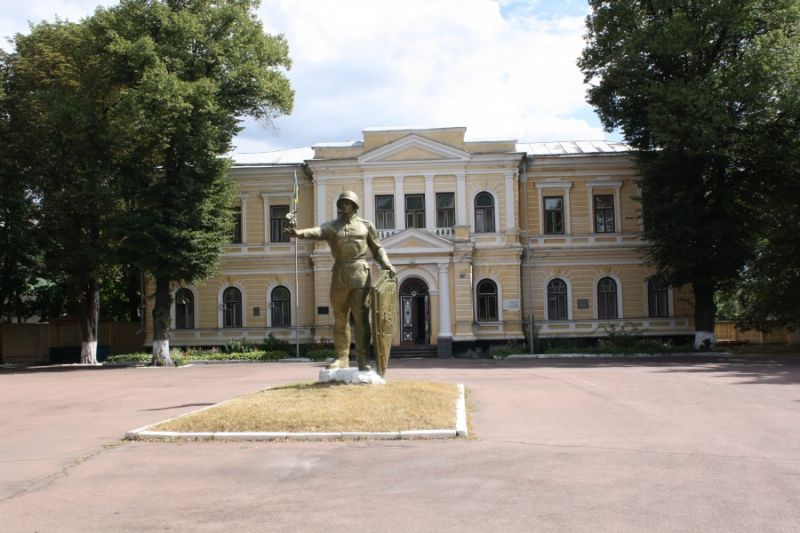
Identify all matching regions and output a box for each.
[261,193,269,243]
[362,175,374,221]
[437,263,452,337]
[456,173,467,226]
[316,181,326,226]
[394,175,405,230]
[425,174,435,230]
[505,170,516,231]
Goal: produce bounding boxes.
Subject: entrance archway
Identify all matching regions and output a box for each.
[399,278,430,345]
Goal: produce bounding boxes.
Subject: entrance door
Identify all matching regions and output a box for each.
[400,278,430,344]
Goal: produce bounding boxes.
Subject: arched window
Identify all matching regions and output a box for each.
[175,288,194,329]
[597,277,618,319]
[223,287,242,328]
[474,192,495,233]
[648,278,669,318]
[271,286,291,327]
[547,279,568,320]
[477,279,498,322]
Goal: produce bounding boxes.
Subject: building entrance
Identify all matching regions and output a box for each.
[399,278,429,344]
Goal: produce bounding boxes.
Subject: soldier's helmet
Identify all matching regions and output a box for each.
[336,190,360,210]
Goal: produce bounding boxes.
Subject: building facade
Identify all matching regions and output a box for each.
[145,127,694,355]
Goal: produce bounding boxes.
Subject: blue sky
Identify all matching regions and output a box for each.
[1,0,616,153]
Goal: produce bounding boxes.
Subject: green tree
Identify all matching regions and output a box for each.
[579,0,800,348]
[0,58,40,323]
[91,0,293,365]
[4,21,123,362]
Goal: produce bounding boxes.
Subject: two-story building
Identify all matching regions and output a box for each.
[146,126,694,356]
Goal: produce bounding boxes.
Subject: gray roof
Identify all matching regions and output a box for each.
[516,140,631,155]
[228,140,631,166]
[229,147,313,166]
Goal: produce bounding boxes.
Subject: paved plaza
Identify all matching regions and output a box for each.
[1,356,799,532]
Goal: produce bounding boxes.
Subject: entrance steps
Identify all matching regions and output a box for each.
[390,344,437,358]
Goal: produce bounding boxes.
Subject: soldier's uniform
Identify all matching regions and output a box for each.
[292,192,394,370]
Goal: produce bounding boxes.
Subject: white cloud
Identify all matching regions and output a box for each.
[1,0,612,152]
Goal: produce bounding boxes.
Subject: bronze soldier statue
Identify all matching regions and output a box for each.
[285,191,395,371]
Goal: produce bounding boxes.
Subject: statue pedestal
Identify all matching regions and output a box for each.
[318,368,386,385]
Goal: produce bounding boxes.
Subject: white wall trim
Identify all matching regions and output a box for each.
[535,181,573,235]
[398,268,437,292]
[261,192,292,243]
[586,180,623,235]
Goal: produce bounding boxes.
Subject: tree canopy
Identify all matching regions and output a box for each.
[579,0,800,346]
[92,0,294,364]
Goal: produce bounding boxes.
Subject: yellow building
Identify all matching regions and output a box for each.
[147,127,694,356]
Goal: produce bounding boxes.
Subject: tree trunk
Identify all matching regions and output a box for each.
[151,276,174,366]
[692,281,716,350]
[80,279,100,365]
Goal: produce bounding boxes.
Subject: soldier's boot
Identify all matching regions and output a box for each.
[327,353,349,369]
[357,354,372,372]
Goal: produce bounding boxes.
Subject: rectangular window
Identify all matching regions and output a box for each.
[544,197,564,234]
[270,205,290,242]
[436,192,455,228]
[232,206,242,243]
[594,195,615,233]
[648,281,670,318]
[405,194,425,228]
[375,195,395,230]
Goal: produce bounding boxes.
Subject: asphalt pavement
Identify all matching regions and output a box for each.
[1,356,799,532]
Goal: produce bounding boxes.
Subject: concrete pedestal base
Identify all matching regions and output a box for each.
[319,368,386,385]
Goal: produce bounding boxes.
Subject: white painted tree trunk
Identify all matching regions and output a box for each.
[693,331,716,351]
[81,341,98,365]
[152,339,173,366]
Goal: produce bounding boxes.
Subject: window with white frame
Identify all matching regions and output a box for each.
[476,279,498,322]
[405,194,425,228]
[223,287,242,328]
[597,277,618,319]
[270,286,291,327]
[547,279,568,320]
[270,205,290,242]
[436,192,455,228]
[231,206,242,244]
[544,197,564,234]
[474,192,495,233]
[593,195,615,233]
[648,278,670,318]
[175,288,194,329]
[375,195,394,229]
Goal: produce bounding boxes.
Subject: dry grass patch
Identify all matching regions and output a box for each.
[152,380,459,433]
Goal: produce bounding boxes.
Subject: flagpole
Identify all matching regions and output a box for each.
[293,171,300,359]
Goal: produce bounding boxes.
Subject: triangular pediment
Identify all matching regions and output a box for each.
[358,134,470,164]
[382,228,454,254]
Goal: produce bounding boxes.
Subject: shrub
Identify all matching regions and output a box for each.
[304,347,335,361]
[224,338,258,353]
[185,350,290,361]
[106,352,151,364]
[487,343,527,358]
[262,333,291,352]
